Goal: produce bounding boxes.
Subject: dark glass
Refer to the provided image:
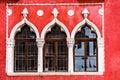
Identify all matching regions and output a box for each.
[75,25,97,38]
[14,25,37,72]
[44,25,68,72]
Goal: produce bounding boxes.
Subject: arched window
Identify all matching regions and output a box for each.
[74,25,98,72]
[14,25,38,72]
[43,25,68,72]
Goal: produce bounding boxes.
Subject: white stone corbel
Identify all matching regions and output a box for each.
[82,8,89,18]
[52,8,59,18]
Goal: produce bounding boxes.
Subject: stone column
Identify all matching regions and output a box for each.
[36,38,45,73]
[97,38,104,73]
[67,38,75,72]
[6,38,15,74]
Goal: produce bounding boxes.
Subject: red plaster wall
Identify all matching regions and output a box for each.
[0,0,120,80]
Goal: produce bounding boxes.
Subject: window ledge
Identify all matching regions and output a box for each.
[7,72,104,76]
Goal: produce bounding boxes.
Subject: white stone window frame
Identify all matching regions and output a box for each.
[6,5,104,76]
[6,18,104,76]
[6,18,40,76]
[71,18,104,75]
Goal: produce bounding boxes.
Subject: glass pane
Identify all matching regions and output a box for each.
[86,57,97,71]
[45,26,66,38]
[58,42,67,55]
[75,42,84,56]
[86,41,97,56]
[44,42,55,55]
[75,25,97,38]
[16,42,25,55]
[16,56,26,71]
[58,57,67,71]
[45,57,55,71]
[15,25,36,39]
[75,57,84,71]
[28,42,37,55]
[28,56,37,71]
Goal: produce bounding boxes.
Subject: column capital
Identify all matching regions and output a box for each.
[97,38,104,47]
[7,38,15,48]
[67,38,75,48]
[36,38,45,47]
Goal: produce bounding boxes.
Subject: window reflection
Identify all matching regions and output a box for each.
[74,25,98,72]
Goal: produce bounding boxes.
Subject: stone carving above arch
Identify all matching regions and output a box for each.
[41,18,70,39]
[71,18,101,38]
[9,18,39,39]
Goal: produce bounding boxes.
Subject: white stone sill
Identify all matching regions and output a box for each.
[7,72,104,76]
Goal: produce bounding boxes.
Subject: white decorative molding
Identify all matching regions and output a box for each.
[68,10,74,16]
[37,10,44,16]
[99,8,104,16]
[22,8,29,18]
[7,3,104,6]
[7,9,12,16]
[82,8,89,18]
[52,8,59,18]
[6,18,40,75]
[71,18,101,38]
[10,18,39,39]
[41,18,70,39]
[71,18,104,75]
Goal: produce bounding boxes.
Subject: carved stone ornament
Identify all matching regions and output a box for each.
[37,10,44,16]
[82,8,89,18]
[22,8,29,18]
[52,8,59,18]
[99,8,104,15]
[7,9,12,16]
[68,10,74,16]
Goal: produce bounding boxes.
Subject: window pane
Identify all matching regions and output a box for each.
[86,41,97,56]
[75,57,84,71]
[16,56,26,71]
[86,57,97,71]
[75,42,84,56]
[45,26,66,38]
[44,42,55,55]
[15,25,36,39]
[45,57,55,71]
[75,26,97,38]
[58,42,67,55]
[28,42,37,55]
[16,42,25,55]
[28,56,37,71]
[58,57,67,71]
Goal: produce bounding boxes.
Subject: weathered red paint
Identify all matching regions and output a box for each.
[0,0,120,80]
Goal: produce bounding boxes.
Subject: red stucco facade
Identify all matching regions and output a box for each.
[0,0,120,80]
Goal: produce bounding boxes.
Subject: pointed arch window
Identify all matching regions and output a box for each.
[44,25,68,72]
[14,25,38,72]
[74,25,98,72]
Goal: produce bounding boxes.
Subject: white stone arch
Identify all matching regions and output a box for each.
[10,18,39,39]
[6,18,40,75]
[71,18,101,38]
[41,18,70,39]
[71,18,104,75]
